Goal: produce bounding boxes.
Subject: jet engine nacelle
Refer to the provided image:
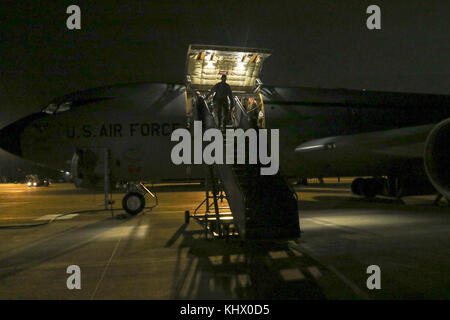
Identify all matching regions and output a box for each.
[71,148,115,190]
[424,118,450,199]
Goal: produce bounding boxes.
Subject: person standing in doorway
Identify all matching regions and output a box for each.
[206,74,234,130]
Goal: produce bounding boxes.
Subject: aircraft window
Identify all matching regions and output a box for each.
[42,97,114,114]
[42,103,58,114]
[56,101,72,113]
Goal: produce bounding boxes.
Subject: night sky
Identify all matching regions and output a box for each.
[0,0,449,166]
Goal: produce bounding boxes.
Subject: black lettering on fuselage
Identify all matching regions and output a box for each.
[82,125,92,138]
[141,123,150,136]
[130,123,139,136]
[151,123,160,136]
[162,123,172,136]
[114,124,122,137]
[98,123,121,137]
[67,122,182,138]
[99,124,108,137]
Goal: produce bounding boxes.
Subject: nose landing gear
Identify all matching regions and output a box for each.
[122,182,158,215]
[122,192,146,215]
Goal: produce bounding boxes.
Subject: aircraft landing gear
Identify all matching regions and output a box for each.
[351,178,365,196]
[122,192,145,215]
[122,182,158,215]
[351,177,383,199]
[298,178,308,185]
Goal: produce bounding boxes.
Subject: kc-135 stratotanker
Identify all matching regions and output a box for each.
[1,45,449,240]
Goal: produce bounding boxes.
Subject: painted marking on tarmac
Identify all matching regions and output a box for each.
[302,217,377,237]
[0,201,31,208]
[269,251,289,259]
[100,225,149,240]
[34,214,79,221]
[90,235,123,299]
[288,242,370,300]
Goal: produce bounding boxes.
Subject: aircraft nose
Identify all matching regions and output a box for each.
[0,113,46,157]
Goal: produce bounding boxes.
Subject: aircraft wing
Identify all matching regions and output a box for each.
[293,117,450,200]
[261,85,450,110]
[295,124,432,158]
[293,124,433,178]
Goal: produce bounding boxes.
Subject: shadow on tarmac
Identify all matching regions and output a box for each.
[0,215,129,282]
[167,226,328,300]
[299,195,449,214]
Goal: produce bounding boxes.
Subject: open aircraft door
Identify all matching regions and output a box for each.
[184,44,272,129]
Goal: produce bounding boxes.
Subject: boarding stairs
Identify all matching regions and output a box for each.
[189,95,300,240]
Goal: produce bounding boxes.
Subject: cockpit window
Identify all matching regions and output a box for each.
[56,101,72,113]
[42,103,58,114]
[42,101,72,114]
[41,97,114,114]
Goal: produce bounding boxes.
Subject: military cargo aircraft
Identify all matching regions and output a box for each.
[1,45,449,217]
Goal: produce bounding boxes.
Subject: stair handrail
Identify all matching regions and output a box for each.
[278,168,299,201]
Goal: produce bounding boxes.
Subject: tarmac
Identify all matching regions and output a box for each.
[0,180,448,299]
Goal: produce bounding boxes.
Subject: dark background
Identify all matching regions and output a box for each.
[0,0,449,176]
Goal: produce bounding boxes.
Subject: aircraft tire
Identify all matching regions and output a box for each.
[361,178,379,199]
[122,192,145,215]
[299,178,308,185]
[351,178,365,195]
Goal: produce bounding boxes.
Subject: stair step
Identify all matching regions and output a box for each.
[204,216,234,222]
